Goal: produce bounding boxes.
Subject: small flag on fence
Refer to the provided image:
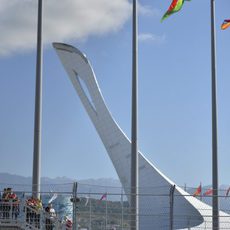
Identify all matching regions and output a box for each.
[225,187,230,198]
[100,193,107,201]
[48,193,58,204]
[193,184,201,197]
[203,188,213,196]
[85,196,89,206]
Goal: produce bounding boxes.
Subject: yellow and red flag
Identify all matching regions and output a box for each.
[221,19,230,30]
[193,184,201,197]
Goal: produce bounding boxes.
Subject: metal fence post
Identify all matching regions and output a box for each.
[106,194,108,230]
[121,189,124,230]
[169,185,176,230]
[10,200,13,221]
[39,208,43,229]
[72,182,79,230]
[89,197,92,230]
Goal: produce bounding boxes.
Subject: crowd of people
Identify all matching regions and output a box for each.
[25,196,43,228]
[45,202,56,229]
[25,197,57,229]
[0,187,19,220]
[0,187,72,229]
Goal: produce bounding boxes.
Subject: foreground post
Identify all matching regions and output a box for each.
[210,0,219,229]
[32,0,43,199]
[131,0,139,229]
[169,185,175,230]
[71,182,79,230]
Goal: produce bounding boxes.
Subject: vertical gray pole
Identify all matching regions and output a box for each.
[89,193,92,230]
[105,194,108,229]
[169,185,175,230]
[210,0,219,229]
[131,0,139,229]
[72,182,78,230]
[121,189,124,230]
[32,0,43,199]
[89,190,92,230]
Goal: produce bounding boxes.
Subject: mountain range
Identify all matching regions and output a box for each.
[0,172,230,212]
[0,172,122,200]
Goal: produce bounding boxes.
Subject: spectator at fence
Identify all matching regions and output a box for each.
[34,197,43,228]
[7,188,20,219]
[1,188,11,219]
[45,203,56,230]
[2,188,7,199]
[0,189,6,218]
[26,197,34,224]
[25,196,43,228]
[63,216,72,230]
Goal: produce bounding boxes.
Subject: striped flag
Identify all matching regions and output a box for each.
[161,0,191,22]
[193,184,201,197]
[100,193,107,201]
[221,19,230,30]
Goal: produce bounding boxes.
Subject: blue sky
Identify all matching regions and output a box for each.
[0,0,229,188]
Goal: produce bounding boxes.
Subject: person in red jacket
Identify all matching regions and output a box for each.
[8,189,19,219]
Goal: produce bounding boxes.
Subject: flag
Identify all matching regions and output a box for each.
[48,193,58,204]
[225,187,230,198]
[85,196,89,206]
[193,184,201,197]
[203,188,213,196]
[221,19,230,30]
[161,0,191,22]
[100,193,107,201]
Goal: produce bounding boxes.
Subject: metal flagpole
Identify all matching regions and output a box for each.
[131,0,139,229]
[32,0,43,199]
[210,0,219,229]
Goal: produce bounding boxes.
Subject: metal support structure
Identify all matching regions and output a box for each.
[105,194,108,229]
[210,0,219,229]
[32,0,43,199]
[121,189,124,230]
[72,182,79,230]
[89,198,92,230]
[131,0,139,229]
[169,185,175,230]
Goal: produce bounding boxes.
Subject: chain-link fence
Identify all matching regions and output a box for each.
[1,182,230,229]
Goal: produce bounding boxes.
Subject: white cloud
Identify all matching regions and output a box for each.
[0,0,131,56]
[138,4,160,17]
[139,33,166,44]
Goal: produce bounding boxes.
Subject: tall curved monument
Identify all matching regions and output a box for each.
[53,43,229,229]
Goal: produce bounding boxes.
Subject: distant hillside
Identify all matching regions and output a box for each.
[0,172,121,199]
[0,172,32,185]
[1,173,230,211]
